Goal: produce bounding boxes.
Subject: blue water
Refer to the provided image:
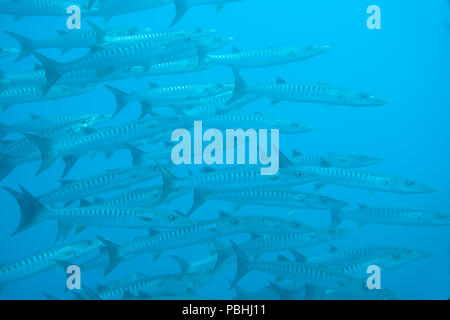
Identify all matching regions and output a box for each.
[0,0,449,300]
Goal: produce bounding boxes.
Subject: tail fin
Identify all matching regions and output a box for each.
[157,163,178,202]
[42,292,59,300]
[96,236,123,276]
[23,133,57,176]
[213,240,231,271]
[4,31,34,62]
[0,153,15,181]
[104,85,129,118]
[140,101,158,119]
[266,282,297,300]
[125,144,145,167]
[230,240,250,288]
[226,67,247,106]
[171,0,188,28]
[32,52,65,96]
[170,255,193,274]
[0,122,9,139]
[87,0,96,10]
[3,185,46,236]
[330,209,342,231]
[188,189,210,216]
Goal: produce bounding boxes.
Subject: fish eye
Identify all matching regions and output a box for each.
[230,218,239,226]
[293,222,301,228]
[320,196,329,203]
[405,180,415,187]
[360,155,368,161]
[360,93,369,99]
[169,215,176,221]
[176,274,182,280]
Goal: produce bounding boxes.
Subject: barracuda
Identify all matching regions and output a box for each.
[4,23,153,62]
[331,205,450,228]
[0,239,101,293]
[24,117,167,177]
[33,37,210,95]
[231,241,362,289]
[4,186,192,236]
[158,164,317,201]
[206,45,330,68]
[200,113,314,134]
[291,150,383,169]
[0,113,109,139]
[86,0,171,19]
[188,188,348,215]
[227,68,389,107]
[93,212,313,275]
[106,83,233,117]
[0,83,100,111]
[0,0,75,20]
[37,165,161,206]
[298,160,437,194]
[0,65,149,91]
[172,229,352,273]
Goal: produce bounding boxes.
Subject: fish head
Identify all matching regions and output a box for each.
[289,45,331,59]
[382,247,430,269]
[427,211,450,225]
[340,89,389,106]
[309,194,349,209]
[280,120,314,134]
[244,216,314,233]
[388,176,438,194]
[67,239,102,257]
[81,113,111,128]
[281,168,317,185]
[160,210,193,227]
[205,36,235,51]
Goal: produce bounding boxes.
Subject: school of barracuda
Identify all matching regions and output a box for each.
[0,0,447,300]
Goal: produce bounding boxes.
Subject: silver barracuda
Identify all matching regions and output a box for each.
[4,186,192,236]
[105,83,233,117]
[231,241,362,290]
[0,239,101,293]
[227,68,389,107]
[290,150,383,168]
[0,113,110,139]
[0,0,76,20]
[91,212,314,275]
[297,160,437,194]
[37,164,161,206]
[86,0,171,20]
[331,205,450,228]
[187,188,348,215]
[0,83,100,111]
[206,45,330,68]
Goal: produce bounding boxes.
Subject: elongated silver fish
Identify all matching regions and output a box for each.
[92,212,313,275]
[0,83,99,111]
[24,117,168,177]
[206,45,330,68]
[0,113,109,139]
[86,0,171,20]
[299,160,437,194]
[4,186,191,236]
[188,188,348,215]
[231,241,362,290]
[0,0,76,20]
[290,150,383,168]
[227,68,389,107]
[0,239,101,293]
[37,164,160,206]
[331,205,450,228]
[106,82,233,117]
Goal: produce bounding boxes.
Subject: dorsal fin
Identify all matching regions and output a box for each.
[218,210,231,218]
[200,167,216,174]
[358,204,368,209]
[79,199,91,207]
[59,179,75,186]
[276,77,287,84]
[320,159,331,167]
[289,250,307,263]
[277,253,290,262]
[29,114,40,120]
[148,82,159,89]
[292,149,303,157]
[329,244,339,253]
[232,46,241,53]
[250,233,262,240]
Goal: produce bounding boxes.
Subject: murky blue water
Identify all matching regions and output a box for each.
[0,0,449,300]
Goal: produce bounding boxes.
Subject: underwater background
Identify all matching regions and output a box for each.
[0,0,449,300]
